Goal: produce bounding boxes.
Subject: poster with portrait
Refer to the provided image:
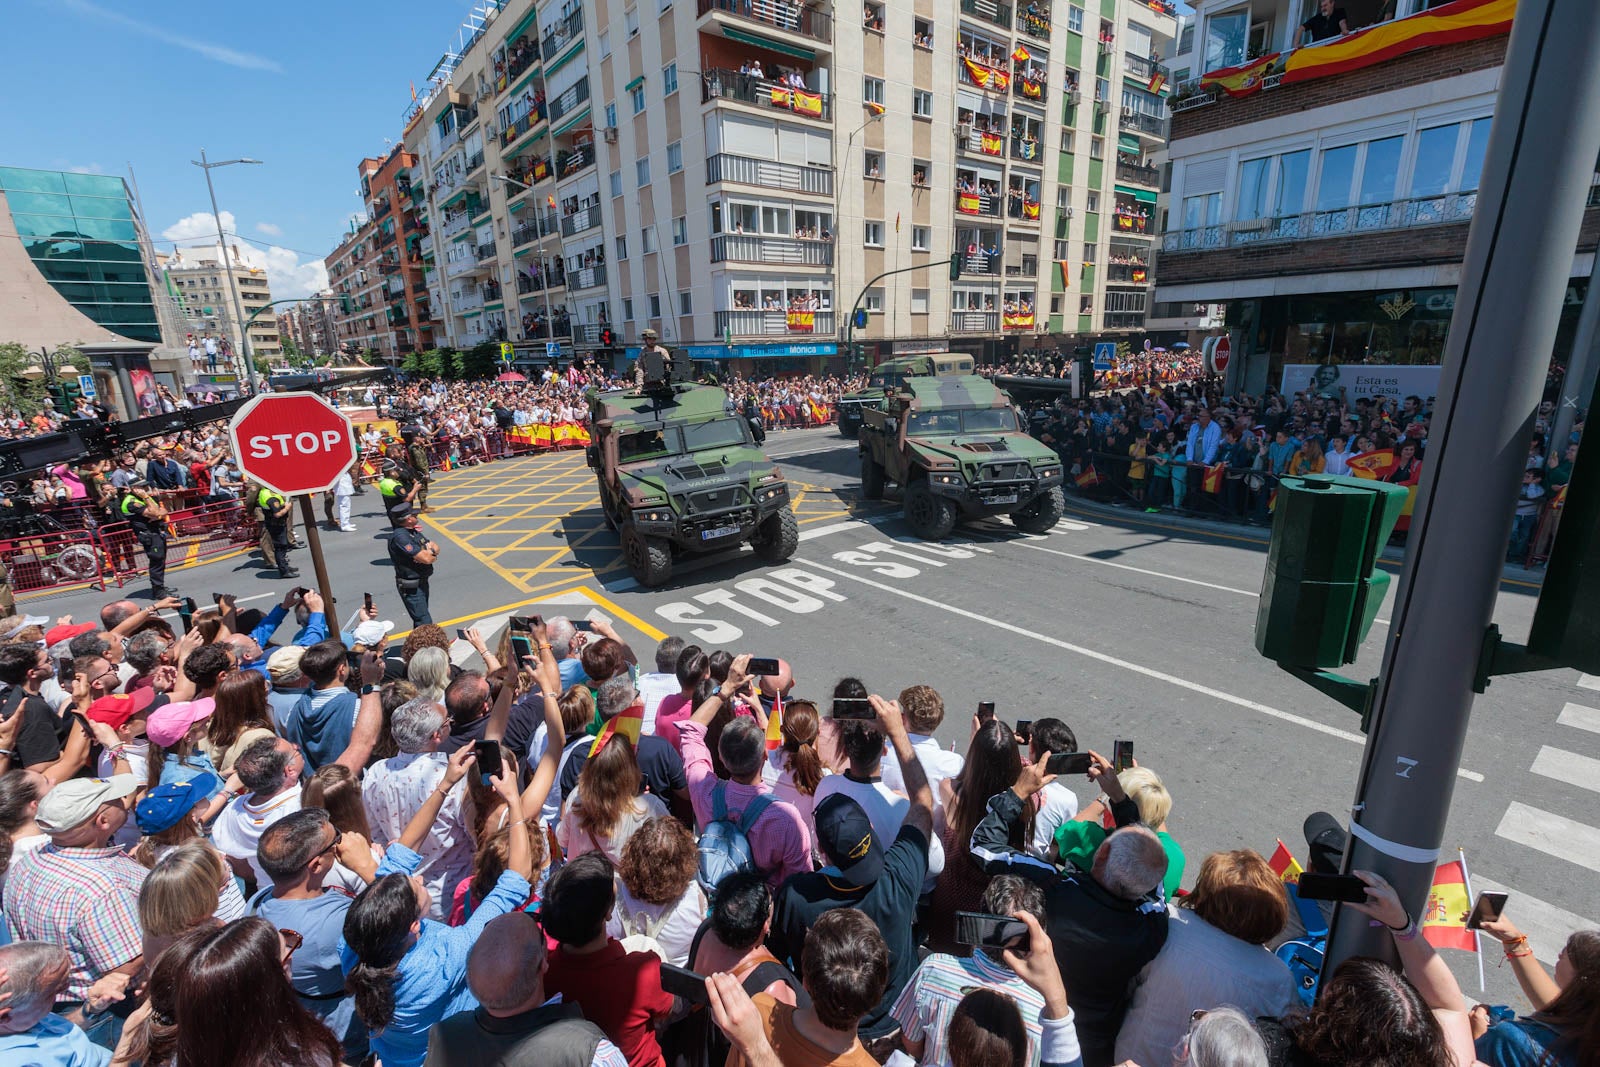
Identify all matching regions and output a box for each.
[1280,363,1442,402]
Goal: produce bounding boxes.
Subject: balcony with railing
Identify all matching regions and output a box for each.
[709,234,834,266]
[440,211,473,239]
[549,76,590,125]
[956,248,1003,276]
[696,0,832,44]
[1116,160,1160,187]
[521,317,574,340]
[1119,110,1168,139]
[501,105,546,148]
[424,268,439,290]
[371,197,391,220]
[464,150,486,174]
[445,249,481,278]
[715,309,837,337]
[452,288,486,313]
[1113,198,1153,235]
[511,220,540,248]
[567,263,607,290]
[476,241,497,263]
[1006,194,1042,223]
[542,9,584,60]
[957,56,1011,95]
[504,35,538,83]
[385,276,406,297]
[1106,262,1151,284]
[560,205,602,237]
[556,143,596,181]
[955,186,1002,218]
[1161,192,1481,255]
[959,0,1011,31]
[1012,62,1047,103]
[951,310,1001,332]
[701,71,832,122]
[706,153,834,196]
[419,233,436,257]
[956,127,1007,159]
[481,280,503,303]
[1123,53,1172,85]
[1017,6,1050,39]
[1009,135,1043,164]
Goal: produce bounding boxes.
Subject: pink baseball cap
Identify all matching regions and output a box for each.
[145,697,216,747]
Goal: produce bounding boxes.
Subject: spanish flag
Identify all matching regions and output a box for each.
[866,101,885,115]
[1202,463,1226,494]
[809,399,828,424]
[1021,79,1043,99]
[958,193,981,215]
[1147,71,1166,94]
[1553,483,1569,509]
[590,700,645,757]
[1268,840,1304,886]
[1074,464,1102,488]
[1346,449,1397,480]
[546,194,557,209]
[1058,260,1072,285]
[1422,859,1478,953]
[786,310,815,332]
[1011,45,1031,62]
[766,692,784,752]
[1200,52,1279,98]
[793,89,825,117]
[980,132,1004,155]
[1284,0,1515,86]
[1023,200,1040,219]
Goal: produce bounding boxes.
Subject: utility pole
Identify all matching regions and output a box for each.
[193,149,264,395]
[1549,262,1600,456]
[1324,0,1600,971]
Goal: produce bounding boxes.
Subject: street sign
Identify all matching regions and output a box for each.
[227,392,357,498]
[545,342,559,360]
[1093,342,1116,370]
[499,342,514,362]
[77,374,96,398]
[1212,335,1232,374]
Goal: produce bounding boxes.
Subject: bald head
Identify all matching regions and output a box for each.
[101,600,140,631]
[1093,824,1169,900]
[756,657,794,699]
[466,912,546,1014]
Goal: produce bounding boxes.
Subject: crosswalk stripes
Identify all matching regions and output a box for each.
[1557,701,1600,735]
[1494,801,1600,875]
[1530,745,1600,794]
[1577,673,1600,691]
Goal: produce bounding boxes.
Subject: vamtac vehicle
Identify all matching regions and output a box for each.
[857,374,1065,540]
[587,381,797,587]
[836,352,976,438]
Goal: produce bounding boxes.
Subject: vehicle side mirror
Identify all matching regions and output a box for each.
[585,445,599,469]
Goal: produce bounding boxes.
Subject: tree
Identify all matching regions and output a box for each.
[280,337,302,362]
[459,342,498,381]
[402,347,448,379]
[0,341,86,414]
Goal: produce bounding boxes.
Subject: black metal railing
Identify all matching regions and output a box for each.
[548,76,590,124]
[1116,160,1160,186]
[959,0,1011,30]
[701,70,831,121]
[542,9,584,60]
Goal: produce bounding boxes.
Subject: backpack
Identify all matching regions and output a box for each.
[696,782,777,895]
[618,905,673,960]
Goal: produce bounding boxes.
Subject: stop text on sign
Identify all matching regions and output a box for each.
[247,430,350,459]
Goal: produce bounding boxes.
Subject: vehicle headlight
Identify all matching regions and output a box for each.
[934,473,959,485]
[1037,467,1060,480]
[638,510,673,522]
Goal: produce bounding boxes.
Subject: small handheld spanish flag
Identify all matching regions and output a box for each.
[766,692,784,752]
[866,101,885,115]
[590,701,645,756]
[1268,840,1304,885]
[546,194,557,209]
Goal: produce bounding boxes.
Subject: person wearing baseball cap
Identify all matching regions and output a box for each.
[266,645,310,734]
[43,621,98,648]
[134,771,223,838]
[146,698,224,799]
[2,775,148,1013]
[86,687,157,781]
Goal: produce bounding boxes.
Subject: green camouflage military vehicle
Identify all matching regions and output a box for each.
[836,352,976,438]
[587,382,797,586]
[858,374,1065,539]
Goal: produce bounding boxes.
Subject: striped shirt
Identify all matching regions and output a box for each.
[2,844,147,1002]
[890,949,1049,1067]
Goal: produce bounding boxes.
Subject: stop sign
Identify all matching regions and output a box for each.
[228,393,358,497]
[1212,335,1231,374]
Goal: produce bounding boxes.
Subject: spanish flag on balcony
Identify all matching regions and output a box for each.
[1147,71,1166,94]
[1020,79,1043,99]
[980,132,1004,155]
[1199,52,1279,98]
[1002,311,1035,329]
[793,89,825,116]
[1284,0,1514,86]
[1022,200,1040,219]
[964,58,1010,92]
[865,101,885,115]
[770,86,794,109]
[1131,268,1147,283]
[1058,260,1072,285]
[786,310,815,332]
[958,193,982,215]
[1011,45,1031,62]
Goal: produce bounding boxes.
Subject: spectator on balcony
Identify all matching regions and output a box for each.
[1301,0,1350,43]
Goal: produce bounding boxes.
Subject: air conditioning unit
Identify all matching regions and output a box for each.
[957,122,972,139]
[1122,106,1135,117]
[484,122,497,137]
[1062,206,1075,218]
[603,127,619,143]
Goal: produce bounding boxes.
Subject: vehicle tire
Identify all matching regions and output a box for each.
[753,505,799,563]
[839,419,859,439]
[904,482,957,540]
[1011,485,1065,534]
[860,453,886,500]
[621,525,672,586]
[54,544,99,581]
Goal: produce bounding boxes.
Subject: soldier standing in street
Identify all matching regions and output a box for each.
[119,479,178,599]
[404,427,433,513]
[257,484,298,579]
[386,503,438,625]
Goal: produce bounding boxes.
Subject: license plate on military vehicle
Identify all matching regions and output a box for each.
[989,493,1019,505]
[701,525,741,541]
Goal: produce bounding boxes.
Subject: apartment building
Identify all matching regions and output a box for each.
[1154,0,1599,401]
[394,0,1175,374]
[158,244,281,359]
[276,293,342,359]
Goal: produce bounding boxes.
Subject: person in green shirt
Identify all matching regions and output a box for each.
[1547,441,1578,490]
[1054,757,1185,900]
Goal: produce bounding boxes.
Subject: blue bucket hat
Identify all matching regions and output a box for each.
[135,772,222,835]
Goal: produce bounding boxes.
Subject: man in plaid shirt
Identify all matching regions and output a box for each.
[2,775,146,1024]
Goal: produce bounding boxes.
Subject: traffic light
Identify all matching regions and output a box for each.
[948,252,962,281]
[339,295,353,314]
[1255,475,1408,669]
[599,327,615,348]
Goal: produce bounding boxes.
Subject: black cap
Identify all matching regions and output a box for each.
[1303,811,1347,875]
[390,503,417,521]
[813,794,883,887]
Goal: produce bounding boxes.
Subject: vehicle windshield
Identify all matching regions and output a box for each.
[680,418,750,451]
[618,428,671,462]
[907,408,1018,434]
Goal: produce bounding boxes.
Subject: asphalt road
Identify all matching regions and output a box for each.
[30,426,1595,1007]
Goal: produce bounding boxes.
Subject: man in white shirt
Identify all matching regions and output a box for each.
[1323,434,1355,476]
[361,696,472,920]
[636,635,684,736]
[1024,718,1081,859]
[879,685,964,816]
[211,736,306,889]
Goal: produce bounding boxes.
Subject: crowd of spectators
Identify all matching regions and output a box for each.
[0,574,1593,1067]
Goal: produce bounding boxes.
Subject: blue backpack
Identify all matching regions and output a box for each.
[697,782,777,894]
[1274,881,1330,1007]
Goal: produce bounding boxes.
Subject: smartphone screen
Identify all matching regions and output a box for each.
[570,619,595,632]
[509,633,534,662]
[1114,740,1134,773]
[977,701,996,724]
[831,696,876,720]
[1295,873,1371,904]
[1045,751,1092,776]
[364,591,374,613]
[746,657,781,676]
[659,963,709,1006]
[473,740,504,783]
[1466,891,1509,930]
[508,615,534,632]
[954,911,1029,953]
[1016,720,1033,744]
[456,628,470,641]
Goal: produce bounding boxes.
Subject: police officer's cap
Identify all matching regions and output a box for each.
[390,503,417,521]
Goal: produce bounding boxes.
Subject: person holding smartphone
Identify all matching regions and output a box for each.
[1471,910,1600,1066]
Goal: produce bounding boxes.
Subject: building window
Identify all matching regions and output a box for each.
[610,169,623,198]
[1054,239,1070,258]
[864,287,884,311]
[631,85,646,113]
[912,159,930,188]
[863,221,884,246]
[864,150,883,179]
[625,7,639,35]
[600,29,612,57]
[605,102,617,127]
[864,77,884,106]
[623,297,634,319]
[663,63,678,95]
[636,158,651,186]
[679,290,692,314]
[1060,129,1074,153]
[667,141,683,173]
[642,226,657,253]
[1056,186,1072,208]
[1082,244,1096,263]
[911,288,929,313]
[913,90,933,117]
[672,216,688,245]
[914,18,933,48]
[912,226,930,251]
[1050,295,1063,314]
[1085,191,1099,212]
[616,235,629,260]
[864,1,884,30]
[1090,137,1104,160]
[1080,294,1093,313]
[649,292,662,316]
[1067,5,1084,32]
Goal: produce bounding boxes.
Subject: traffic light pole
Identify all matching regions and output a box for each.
[1323,0,1600,973]
[843,256,959,370]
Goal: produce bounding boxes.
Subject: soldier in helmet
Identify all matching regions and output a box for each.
[634,327,673,391]
[402,425,434,513]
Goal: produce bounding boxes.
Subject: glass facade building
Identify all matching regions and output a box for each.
[0,166,161,342]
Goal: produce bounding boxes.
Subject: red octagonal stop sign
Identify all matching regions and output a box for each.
[228,392,358,497]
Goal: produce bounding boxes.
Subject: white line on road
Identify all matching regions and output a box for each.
[1530,746,1600,795]
[1557,702,1600,736]
[1470,875,1590,966]
[1579,673,1600,691]
[1496,801,1600,874]
[800,559,1483,781]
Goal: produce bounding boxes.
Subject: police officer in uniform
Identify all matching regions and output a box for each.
[376,460,418,526]
[257,485,299,579]
[120,479,179,599]
[387,503,438,625]
[404,427,433,513]
[634,328,673,390]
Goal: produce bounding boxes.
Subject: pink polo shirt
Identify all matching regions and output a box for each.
[678,719,813,889]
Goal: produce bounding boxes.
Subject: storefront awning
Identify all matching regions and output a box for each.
[1117,135,1142,155]
[721,26,816,62]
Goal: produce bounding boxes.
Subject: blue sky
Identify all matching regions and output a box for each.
[2,0,481,296]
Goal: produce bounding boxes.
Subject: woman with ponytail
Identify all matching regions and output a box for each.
[762,698,827,826]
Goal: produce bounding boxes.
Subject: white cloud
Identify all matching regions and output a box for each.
[162,211,329,301]
[162,210,234,243]
[68,164,104,175]
[58,0,283,72]
[255,222,283,237]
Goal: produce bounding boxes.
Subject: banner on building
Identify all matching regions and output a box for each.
[958,193,982,215]
[792,89,825,116]
[1283,0,1514,85]
[1002,311,1035,330]
[1022,200,1040,219]
[786,310,815,332]
[1280,363,1444,402]
[964,58,1011,92]
[1200,52,1279,97]
[980,132,1004,155]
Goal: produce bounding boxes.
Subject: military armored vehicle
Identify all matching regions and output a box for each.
[587,382,797,586]
[858,374,1065,540]
[836,352,976,438]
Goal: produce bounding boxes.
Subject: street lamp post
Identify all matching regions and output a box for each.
[192,149,263,395]
[837,112,885,369]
